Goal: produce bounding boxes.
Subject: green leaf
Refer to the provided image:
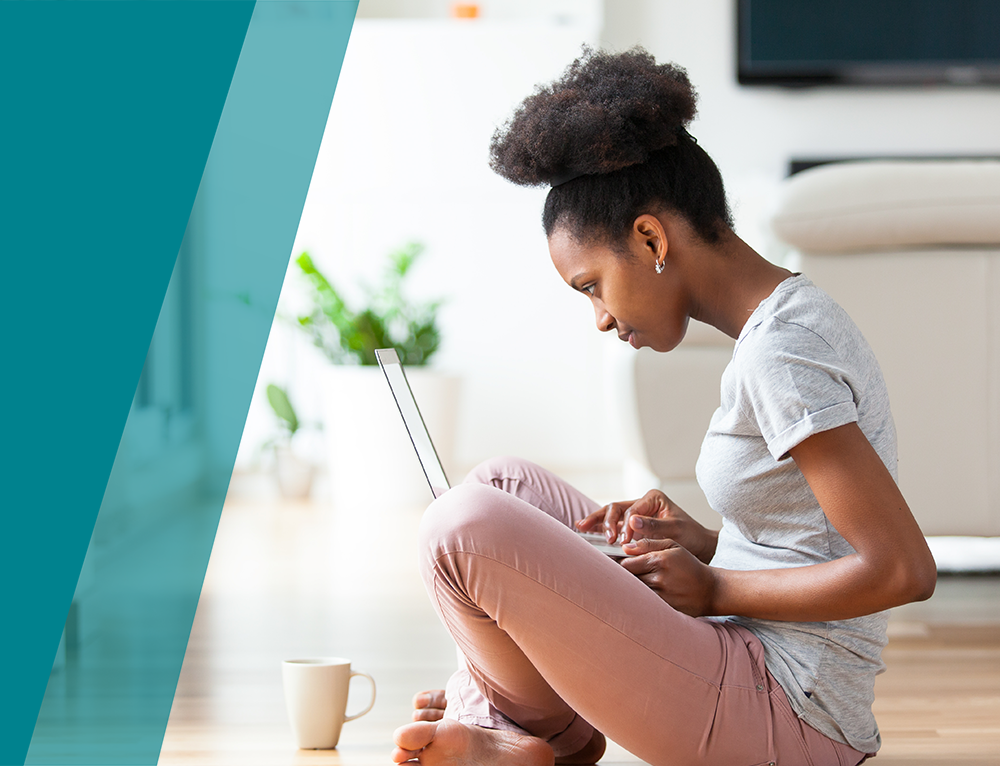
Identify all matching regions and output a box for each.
[266,384,299,434]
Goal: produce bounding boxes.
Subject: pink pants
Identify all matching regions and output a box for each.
[418,457,872,766]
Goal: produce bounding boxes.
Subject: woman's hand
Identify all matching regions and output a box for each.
[618,538,717,617]
[575,490,719,564]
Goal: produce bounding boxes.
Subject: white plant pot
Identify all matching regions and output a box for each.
[274,444,315,499]
[320,365,460,511]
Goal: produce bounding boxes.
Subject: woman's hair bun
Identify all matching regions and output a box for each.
[490,46,698,187]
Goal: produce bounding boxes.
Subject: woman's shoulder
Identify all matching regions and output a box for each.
[735,275,867,365]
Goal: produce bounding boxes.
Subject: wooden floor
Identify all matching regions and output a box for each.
[159,490,1000,766]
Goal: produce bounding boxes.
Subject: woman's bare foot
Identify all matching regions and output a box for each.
[391,719,606,765]
[412,690,447,721]
[391,719,554,765]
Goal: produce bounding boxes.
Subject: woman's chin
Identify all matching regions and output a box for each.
[648,330,688,353]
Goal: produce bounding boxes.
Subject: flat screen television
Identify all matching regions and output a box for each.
[738,0,1000,86]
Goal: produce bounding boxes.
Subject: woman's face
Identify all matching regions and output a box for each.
[548,219,691,353]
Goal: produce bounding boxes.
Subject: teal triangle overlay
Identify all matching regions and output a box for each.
[2,1,358,764]
[0,2,255,765]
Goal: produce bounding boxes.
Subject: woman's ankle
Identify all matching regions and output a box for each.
[554,729,606,765]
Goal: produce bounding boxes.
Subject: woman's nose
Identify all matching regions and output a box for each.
[594,301,615,333]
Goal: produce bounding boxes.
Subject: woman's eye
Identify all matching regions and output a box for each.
[581,283,596,296]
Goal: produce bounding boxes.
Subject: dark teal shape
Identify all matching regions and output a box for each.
[2,1,358,764]
[1,2,255,764]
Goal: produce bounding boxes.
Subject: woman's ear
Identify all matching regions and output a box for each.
[632,214,668,270]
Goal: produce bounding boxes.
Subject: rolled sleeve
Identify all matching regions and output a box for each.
[767,400,859,461]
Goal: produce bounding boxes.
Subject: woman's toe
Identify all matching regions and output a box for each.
[413,689,447,710]
[413,707,446,722]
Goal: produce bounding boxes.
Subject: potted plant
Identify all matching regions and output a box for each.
[295,241,441,366]
[293,242,458,510]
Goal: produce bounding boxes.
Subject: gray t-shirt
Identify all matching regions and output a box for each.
[695,274,895,754]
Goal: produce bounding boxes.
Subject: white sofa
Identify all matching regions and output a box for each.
[614,160,1000,536]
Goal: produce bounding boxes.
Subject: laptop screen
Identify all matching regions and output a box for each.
[375,348,450,499]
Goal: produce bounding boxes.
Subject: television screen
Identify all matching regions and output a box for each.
[738,0,1000,86]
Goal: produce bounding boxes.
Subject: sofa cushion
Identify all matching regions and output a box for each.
[771,160,1000,253]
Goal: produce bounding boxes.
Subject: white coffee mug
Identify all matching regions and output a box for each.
[282,657,376,749]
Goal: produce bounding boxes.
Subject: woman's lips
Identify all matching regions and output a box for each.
[618,330,638,348]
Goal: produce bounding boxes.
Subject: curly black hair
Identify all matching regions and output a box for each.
[489,46,733,247]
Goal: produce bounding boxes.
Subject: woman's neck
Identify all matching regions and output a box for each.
[682,230,793,340]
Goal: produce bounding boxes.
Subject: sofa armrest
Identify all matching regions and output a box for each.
[771,160,1000,254]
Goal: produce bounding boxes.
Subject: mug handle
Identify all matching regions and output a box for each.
[344,670,376,722]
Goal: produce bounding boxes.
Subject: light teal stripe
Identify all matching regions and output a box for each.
[6,1,358,764]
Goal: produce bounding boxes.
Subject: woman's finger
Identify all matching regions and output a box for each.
[603,502,629,543]
[619,491,665,544]
[575,507,606,532]
[618,553,650,576]
[621,537,678,557]
[619,506,635,544]
[619,543,674,576]
[628,515,679,540]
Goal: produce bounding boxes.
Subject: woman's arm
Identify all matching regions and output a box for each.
[621,422,938,621]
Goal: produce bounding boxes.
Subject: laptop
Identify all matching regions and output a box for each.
[375,348,625,558]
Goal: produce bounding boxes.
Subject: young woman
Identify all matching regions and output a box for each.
[391,47,936,766]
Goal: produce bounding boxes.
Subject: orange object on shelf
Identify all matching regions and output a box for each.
[451,3,480,19]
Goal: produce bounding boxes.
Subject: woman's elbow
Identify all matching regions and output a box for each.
[873,548,937,607]
[912,557,938,603]
[898,550,938,604]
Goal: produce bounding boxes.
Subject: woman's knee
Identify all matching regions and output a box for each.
[418,482,508,556]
